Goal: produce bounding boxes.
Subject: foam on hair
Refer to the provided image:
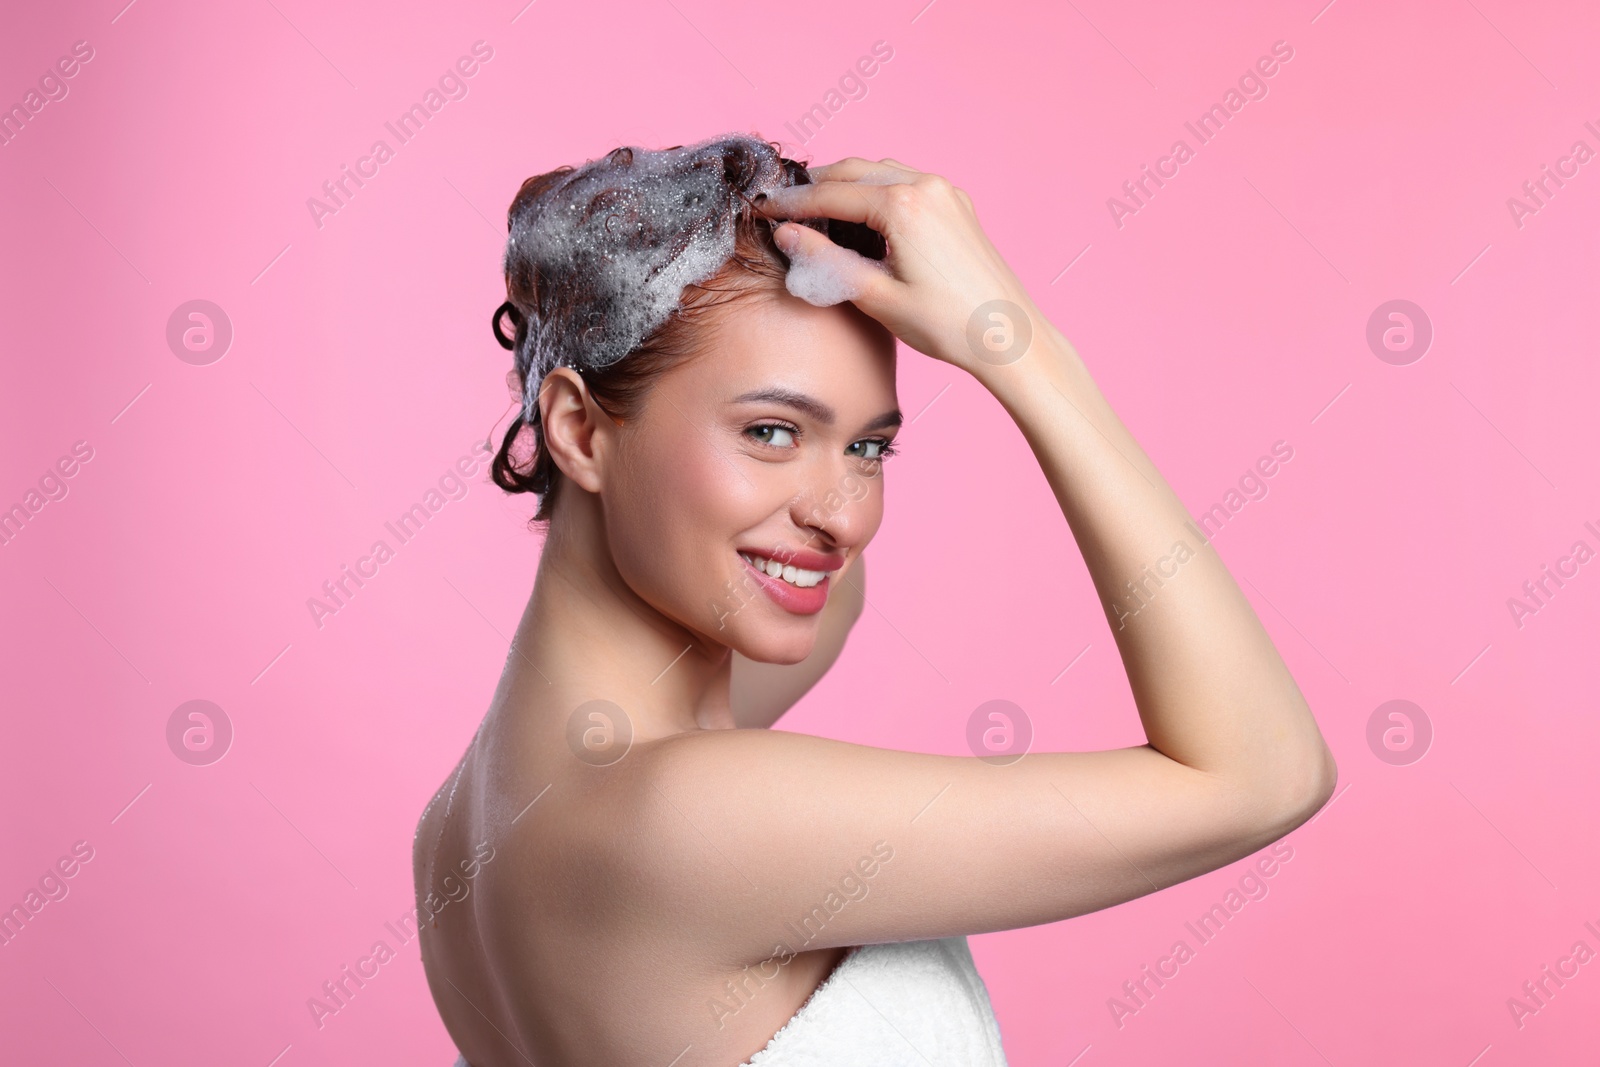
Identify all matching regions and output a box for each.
[491,134,892,522]
[782,236,892,307]
[502,133,818,424]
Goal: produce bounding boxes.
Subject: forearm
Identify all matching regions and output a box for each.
[975,323,1333,802]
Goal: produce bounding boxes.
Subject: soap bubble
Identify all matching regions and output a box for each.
[783,238,890,308]
[503,133,794,421]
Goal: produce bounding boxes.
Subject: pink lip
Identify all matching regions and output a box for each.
[739,553,831,616]
[736,545,846,573]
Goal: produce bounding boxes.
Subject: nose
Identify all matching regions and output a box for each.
[787,457,880,553]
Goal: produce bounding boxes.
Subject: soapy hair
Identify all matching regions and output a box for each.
[490,133,886,523]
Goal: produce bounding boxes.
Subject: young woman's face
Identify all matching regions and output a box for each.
[600,288,900,664]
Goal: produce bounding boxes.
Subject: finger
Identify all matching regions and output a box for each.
[772,221,894,309]
[807,157,916,185]
[756,180,897,231]
[878,157,921,174]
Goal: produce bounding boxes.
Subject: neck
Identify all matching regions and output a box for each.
[505,487,738,740]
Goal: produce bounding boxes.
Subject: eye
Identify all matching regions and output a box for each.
[847,438,899,461]
[746,422,798,448]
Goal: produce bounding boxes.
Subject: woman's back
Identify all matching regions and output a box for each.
[415,699,855,1067]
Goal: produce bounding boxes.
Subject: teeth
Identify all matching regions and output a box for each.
[740,551,826,588]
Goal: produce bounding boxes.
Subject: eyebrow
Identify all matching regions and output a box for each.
[731,387,902,433]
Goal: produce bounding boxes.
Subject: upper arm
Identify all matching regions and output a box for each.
[621,728,1328,961]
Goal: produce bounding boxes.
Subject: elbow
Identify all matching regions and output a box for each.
[1272,743,1338,831]
[1229,736,1336,832]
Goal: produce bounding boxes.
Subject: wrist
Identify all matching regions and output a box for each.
[966,315,1091,413]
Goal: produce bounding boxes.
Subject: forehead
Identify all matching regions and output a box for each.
[691,291,897,401]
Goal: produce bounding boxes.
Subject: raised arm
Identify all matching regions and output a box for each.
[611,157,1335,971]
[975,313,1333,805]
[753,156,1333,803]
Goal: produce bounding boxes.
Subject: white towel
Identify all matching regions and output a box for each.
[446,935,1008,1066]
[738,935,1008,1066]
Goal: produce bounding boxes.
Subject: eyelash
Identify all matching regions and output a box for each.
[745,421,900,461]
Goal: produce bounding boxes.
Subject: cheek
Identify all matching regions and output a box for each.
[626,423,762,530]
[607,425,763,602]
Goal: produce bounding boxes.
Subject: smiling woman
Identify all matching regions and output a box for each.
[414,132,1335,1067]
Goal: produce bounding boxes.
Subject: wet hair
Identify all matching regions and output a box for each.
[490,133,886,523]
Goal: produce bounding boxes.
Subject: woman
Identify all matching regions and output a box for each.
[413,133,1336,1067]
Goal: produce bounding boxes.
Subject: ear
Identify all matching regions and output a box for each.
[538,368,611,496]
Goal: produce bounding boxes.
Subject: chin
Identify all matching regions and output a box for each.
[725,614,820,666]
[688,557,828,663]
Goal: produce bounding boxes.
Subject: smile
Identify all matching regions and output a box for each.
[738,551,828,588]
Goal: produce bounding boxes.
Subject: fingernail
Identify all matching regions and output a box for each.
[753,192,768,206]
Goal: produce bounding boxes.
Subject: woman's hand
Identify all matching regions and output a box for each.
[757,157,1048,376]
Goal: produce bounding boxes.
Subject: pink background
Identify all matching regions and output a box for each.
[3,0,1598,1063]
